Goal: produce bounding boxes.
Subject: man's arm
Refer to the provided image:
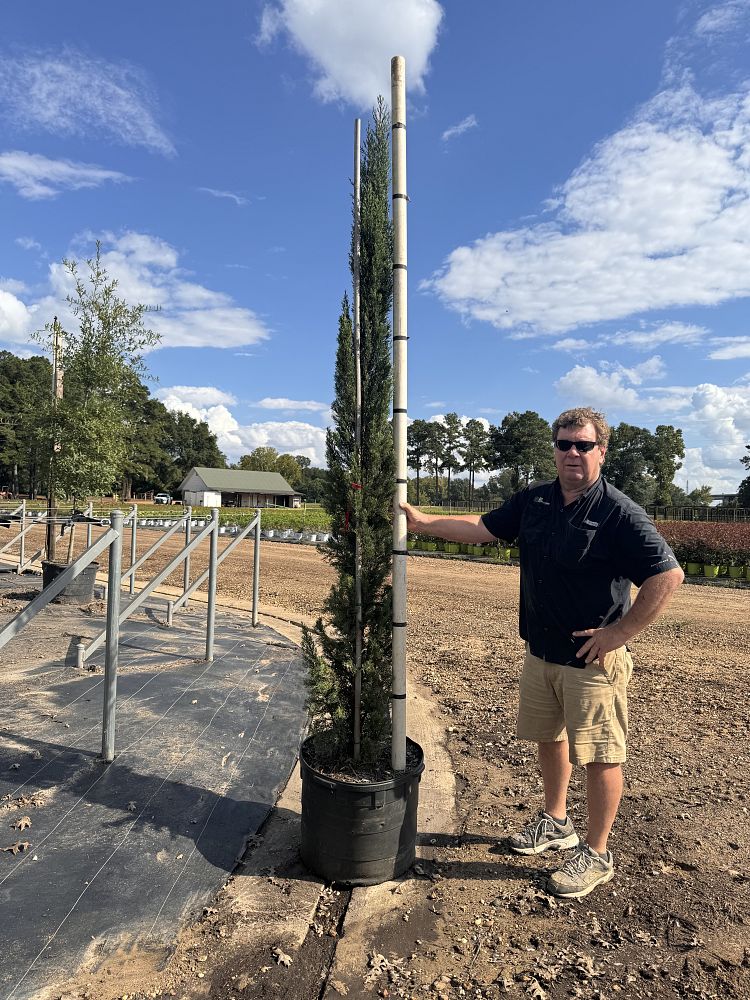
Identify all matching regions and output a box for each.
[573,566,685,664]
[400,502,496,544]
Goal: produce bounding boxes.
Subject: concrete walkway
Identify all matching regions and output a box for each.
[0,573,308,1000]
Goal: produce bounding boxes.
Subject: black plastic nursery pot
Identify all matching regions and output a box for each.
[41,560,99,605]
[300,735,425,886]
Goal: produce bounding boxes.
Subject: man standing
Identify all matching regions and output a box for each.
[402,407,683,899]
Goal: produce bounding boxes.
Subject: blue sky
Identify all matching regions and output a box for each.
[1,0,749,491]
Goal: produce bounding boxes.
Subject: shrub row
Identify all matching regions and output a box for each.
[656,521,750,566]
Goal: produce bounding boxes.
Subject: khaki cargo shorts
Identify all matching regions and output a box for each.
[517,646,634,765]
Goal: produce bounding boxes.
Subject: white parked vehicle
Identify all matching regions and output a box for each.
[154,493,171,505]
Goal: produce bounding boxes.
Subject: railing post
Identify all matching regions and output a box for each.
[183,505,192,606]
[130,503,137,595]
[86,502,94,549]
[252,509,261,627]
[102,510,124,762]
[205,508,219,662]
[19,500,26,570]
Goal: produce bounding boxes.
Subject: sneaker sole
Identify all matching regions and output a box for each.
[547,866,614,899]
[509,832,580,856]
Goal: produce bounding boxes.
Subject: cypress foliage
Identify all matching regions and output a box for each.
[303,100,395,766]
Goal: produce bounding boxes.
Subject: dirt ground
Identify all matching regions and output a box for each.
[4,529,750,1000]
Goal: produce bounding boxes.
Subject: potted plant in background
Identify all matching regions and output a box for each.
[299,100,424,886]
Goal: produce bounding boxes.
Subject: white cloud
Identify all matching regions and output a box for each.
[601,355,667,385]
[15,236,41,251]
[0,49,174,155]
[694,1,747,37]
[552,338,589,352]
[708,336,750,359]
[198,187,248,206]
[253,396,329,412]
[610,321,708,350]
[0,289,33,343]
[554,361,750,490]
[0,277,28,295]
[424,400,446,409]
[257,0,443,107]
[0,151,130,200]
[555,365,642,409]
[157,386,237,409]
[159,385,328,464]
[0,231,272,351]
[442,114,478,142]
[426,79,750,334]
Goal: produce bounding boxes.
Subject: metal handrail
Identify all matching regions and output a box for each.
[0,510,125,762]
[121,509,191,587]
[172,511,260,623]
[79,511,219,664]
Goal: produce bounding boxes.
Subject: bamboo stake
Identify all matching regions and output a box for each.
[390,56,408,772]
[352,118,363,762]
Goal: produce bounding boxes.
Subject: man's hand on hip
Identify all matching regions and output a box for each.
[572,624,626,666]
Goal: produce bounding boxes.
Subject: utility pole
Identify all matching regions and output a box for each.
[46,317,63,562]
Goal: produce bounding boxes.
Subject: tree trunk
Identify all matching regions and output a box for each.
[415,468,420,505]
[121,473,133,500]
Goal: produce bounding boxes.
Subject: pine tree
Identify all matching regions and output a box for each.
[303,102,395,766]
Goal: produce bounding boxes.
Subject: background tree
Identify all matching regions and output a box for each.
[164,410,226,487]
[738,476,750,507]
[237,446,279,472]
[406,418,432,505]
[441,412,464,504]
[740,445,750,472]
[0,351,51,496]
[651,424,685,504]
[275,453,303,487]
[490,410,555,490]
[424,420,446,502]
[605,423,657,506]
[32,245,160,500]
[302,101,394,764]
[459,418,490,510]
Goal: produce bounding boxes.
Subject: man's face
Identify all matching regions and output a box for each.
[553,421,605,492]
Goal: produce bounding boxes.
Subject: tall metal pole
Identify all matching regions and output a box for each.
[46,317,63,563]
[205,507,219,661]
[102,509,124,762]
[183,504,192,604]
[352,117,363,763]
[18,499,26,571]
[130,503,138,594]
[390,56,408,772]
[252,509,261,627]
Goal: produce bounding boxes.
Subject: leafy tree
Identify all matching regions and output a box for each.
[406,418,432,505]
[302,102,394,765]
[688,484,713,506]
[32,244,160,500]
[237,446,279,472]
[477,469,516,505]
[424,421,446,502]
[164,410,226,485]
[441,412,464,504]
[738,476,750,507]
[297,465,327,503]
[459,418,490,509]
[276,452,302,487]
[651,424,685,504]
[0,351,51,496]
[490,410,555,490]
[740,445,750,471]
[293,455,312,470]
[605,423,657,506]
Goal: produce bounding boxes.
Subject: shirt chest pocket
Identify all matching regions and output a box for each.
[557,522,597,567]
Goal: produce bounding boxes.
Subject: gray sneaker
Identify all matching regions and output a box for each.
[547,843,614,898]
[507,811,579,855]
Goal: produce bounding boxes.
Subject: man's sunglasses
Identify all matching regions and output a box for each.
[554,439,598,453]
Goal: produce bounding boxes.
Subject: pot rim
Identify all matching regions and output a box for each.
[300,733,425,791]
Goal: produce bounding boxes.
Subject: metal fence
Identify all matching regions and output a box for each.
[0,507,262,763]
[645,506,750,522]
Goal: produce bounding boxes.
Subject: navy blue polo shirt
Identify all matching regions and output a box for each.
[481,477,680,667]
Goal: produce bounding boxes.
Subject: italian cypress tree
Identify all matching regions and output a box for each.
[302,100,395,767]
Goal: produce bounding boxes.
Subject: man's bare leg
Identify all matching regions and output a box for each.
[539,740,573,819]
[585,762,622,853]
